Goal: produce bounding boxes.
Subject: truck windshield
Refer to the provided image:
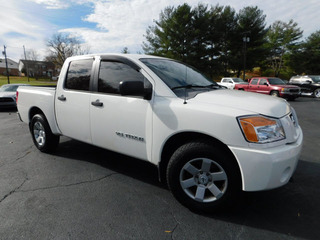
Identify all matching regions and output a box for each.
[232,78,244,83]
[140,58,218,91]
[268,78,285,85]
[310,76,320,83]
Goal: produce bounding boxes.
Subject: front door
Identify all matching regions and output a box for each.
[90,59,153,161]
[257,79,269,94]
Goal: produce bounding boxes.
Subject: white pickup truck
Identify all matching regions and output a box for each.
[17,54,303,212]
[218,77,247,89]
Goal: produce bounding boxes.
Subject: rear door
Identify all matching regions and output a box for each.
[89,57,154,161]
[55,58,94,143]
[248,78,259,92]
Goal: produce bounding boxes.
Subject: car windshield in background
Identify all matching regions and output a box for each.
[232,78,245,83]
[140,58,218,90]
[310,76,320,83]
[268,78,285,85]
[0,85,19,92]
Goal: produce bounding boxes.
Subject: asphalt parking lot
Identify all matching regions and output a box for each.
[0,97,319,240]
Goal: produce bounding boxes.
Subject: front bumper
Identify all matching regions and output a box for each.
[229,127,303,191]
[279,92,300,98]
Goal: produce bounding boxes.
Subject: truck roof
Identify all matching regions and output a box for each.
[66,53,165,62]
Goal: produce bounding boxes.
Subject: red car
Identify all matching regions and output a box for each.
[235,77,301,100]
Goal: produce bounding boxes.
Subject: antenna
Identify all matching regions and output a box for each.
[183,66,188,104]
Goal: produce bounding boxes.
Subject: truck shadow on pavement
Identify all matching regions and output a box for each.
[0,108,17,113]
[212,159,320,240]
[54,138,319,240]
[55,138,163,188]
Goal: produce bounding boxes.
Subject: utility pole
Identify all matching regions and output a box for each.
[23,45,30,82]
[2,45,10,84]
[242,32,250,81]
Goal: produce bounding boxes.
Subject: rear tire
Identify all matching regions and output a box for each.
[30,114,60,153]
[166,141,241,213]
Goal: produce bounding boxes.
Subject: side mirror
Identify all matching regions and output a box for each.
[119,81,152,100]
[306,80,312,84]
[264,82,269,86]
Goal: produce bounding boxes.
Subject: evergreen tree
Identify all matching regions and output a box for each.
[265,20,303,76]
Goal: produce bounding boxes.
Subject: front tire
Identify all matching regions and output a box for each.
[313,88,320,98]
[30,114,60,153]
[270,91,279,97]
[166,141,241,212]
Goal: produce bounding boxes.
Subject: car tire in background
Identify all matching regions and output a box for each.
[270,91,280,97]
[313,88,320,98]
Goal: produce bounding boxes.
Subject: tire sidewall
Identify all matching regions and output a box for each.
[314,88,320,98]
[30,114,58,153]
[270,91,279,97]
[167,142,241,212]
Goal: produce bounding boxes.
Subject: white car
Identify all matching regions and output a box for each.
[17,54,303,213]
[0,84,29,108]
[218,77,247,89]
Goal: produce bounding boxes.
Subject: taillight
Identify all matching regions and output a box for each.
[16,91,19,103]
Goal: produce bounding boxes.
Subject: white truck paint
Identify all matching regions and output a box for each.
[218,77,247,89]
[17,54,303,212]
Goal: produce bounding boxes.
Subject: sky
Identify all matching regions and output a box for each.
[0,0,320,62]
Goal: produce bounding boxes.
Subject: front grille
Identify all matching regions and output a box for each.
[289,89,300,93]
[0,97,14,103]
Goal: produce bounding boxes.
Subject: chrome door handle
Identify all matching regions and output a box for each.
[91,100,103,107]
[58,95,66,101]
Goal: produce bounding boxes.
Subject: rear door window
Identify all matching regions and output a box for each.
[65,59,94,91]
[251,79,259,85]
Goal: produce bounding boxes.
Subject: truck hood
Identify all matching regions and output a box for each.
[191,90,291,118]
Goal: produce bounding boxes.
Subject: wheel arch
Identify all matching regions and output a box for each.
[158,131,242,186]
[28,107,45,130]
[270,90,279,95]
[28,107,60,135]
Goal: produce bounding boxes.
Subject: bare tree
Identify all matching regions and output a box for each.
[121,47,130,54]
[21,49,40,61]
[45,33,90,68]
[26,49,40,61]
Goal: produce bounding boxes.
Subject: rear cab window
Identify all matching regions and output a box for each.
[251,79,259,85]
[65,59,94,91]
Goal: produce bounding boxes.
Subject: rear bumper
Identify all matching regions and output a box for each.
[0,102,16,108]
[229,128,303,191]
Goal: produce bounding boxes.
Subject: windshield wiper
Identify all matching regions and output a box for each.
[171,84,218,90]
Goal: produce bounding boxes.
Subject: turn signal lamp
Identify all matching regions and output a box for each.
[238,116,285,143]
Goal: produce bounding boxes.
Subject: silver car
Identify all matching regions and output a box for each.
[0,84,29,108]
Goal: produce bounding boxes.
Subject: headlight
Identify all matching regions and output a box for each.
[281,88,290,93]
[238,115,285,143]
